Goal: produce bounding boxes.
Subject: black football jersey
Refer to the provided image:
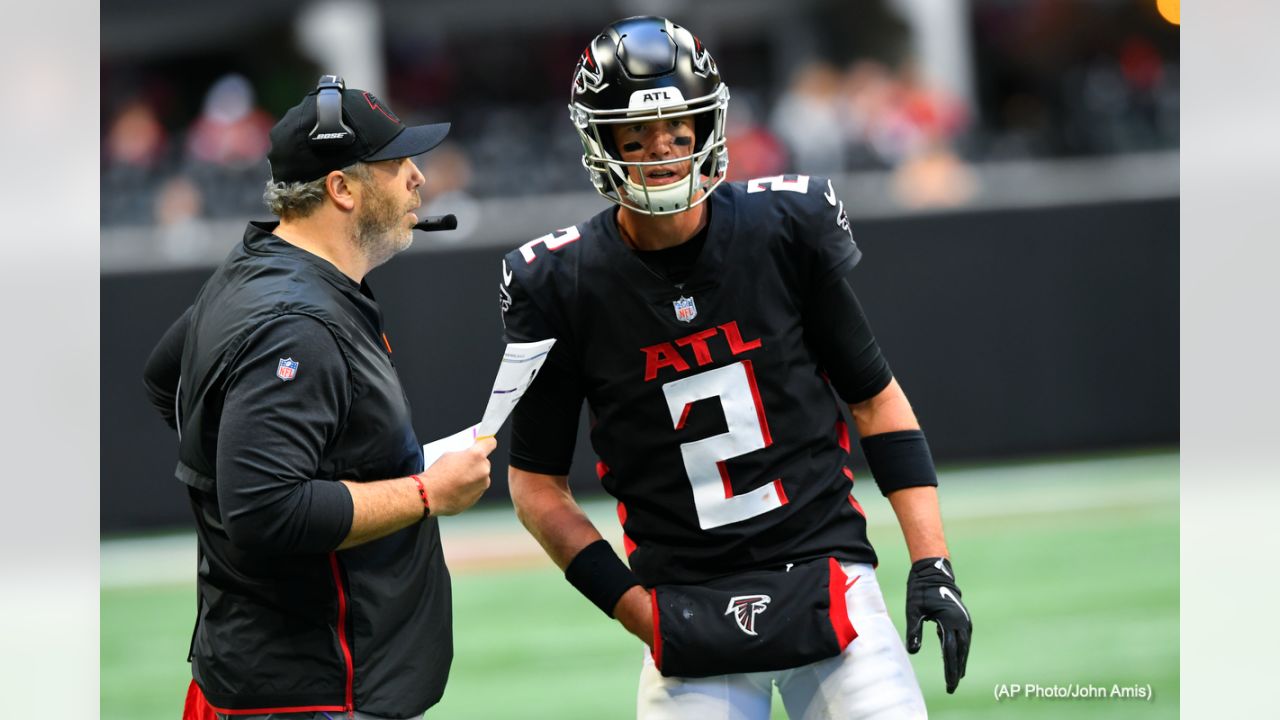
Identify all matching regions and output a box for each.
[501,175,879,586]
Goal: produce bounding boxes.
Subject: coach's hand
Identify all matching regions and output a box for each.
[906,557,971,694]
[423,437,496,515]
[613,585,656,648]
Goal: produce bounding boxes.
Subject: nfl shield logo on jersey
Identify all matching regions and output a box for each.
[276,358,299,381]
[673,296,697,323]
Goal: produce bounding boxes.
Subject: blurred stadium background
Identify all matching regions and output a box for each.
[100,0,1178,718]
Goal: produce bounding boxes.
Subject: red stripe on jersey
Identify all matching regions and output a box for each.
[716,460,733,499]
[717,459,786,506]
[675,403,692,430]
[650,589,663,671]
[827,558,859,650]
[835,417,851,454]
[741,360,773,446]
[617,501,637,556]
[837,419,856,489]
[847,495,866,518]
[596,460,610,480]
[328,553,355,713]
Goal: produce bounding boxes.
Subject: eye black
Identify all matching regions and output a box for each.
[622,142,643,152]
[673,136,693,147]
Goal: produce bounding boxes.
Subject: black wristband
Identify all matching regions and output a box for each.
[910,556,956,582]
[564,539,642,618]
[861,429,939,497]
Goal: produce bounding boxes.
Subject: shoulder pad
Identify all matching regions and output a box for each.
[740,174,838,212]
[502,225,586,300]
[510,226,583,266]
[734,174,845,231]
[743,173,817,196]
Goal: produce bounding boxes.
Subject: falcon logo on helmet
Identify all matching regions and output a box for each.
[725,594,772,636]
[691,36,717,78]
[573,43,608,96]
[567,16,731,216]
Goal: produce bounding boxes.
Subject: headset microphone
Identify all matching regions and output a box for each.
[414,214,458,232]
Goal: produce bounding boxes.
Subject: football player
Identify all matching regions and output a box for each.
[499,16,971,719]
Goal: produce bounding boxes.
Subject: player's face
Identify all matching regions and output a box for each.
[354,157,424,266]
[610,118,697,186]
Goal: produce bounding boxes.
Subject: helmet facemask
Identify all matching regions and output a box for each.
[572,83,730,216]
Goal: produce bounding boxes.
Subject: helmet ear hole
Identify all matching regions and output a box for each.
[694,114,714,150]
[599,132,622,162]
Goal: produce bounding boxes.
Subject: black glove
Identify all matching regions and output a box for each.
[906,557,971,694]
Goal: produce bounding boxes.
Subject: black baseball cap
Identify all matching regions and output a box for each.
[267,75,450,183]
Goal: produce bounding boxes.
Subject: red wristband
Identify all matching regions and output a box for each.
[411,474,430,517]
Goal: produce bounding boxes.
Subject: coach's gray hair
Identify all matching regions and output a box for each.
[262,162,369,220]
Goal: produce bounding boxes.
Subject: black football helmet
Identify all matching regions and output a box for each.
[569,16,730,215]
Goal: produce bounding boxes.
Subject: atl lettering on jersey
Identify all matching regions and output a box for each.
[642,321,762,382]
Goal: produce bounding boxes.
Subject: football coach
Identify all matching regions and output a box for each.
[142,76,495,720]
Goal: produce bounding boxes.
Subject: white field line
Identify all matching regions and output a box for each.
[102,453,1175,589]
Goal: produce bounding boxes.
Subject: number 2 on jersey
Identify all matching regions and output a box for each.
[662,360,788,530]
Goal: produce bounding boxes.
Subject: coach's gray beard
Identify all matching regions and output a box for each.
[355,185,414,268]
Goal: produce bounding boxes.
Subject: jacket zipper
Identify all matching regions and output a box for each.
[328,552,355,717]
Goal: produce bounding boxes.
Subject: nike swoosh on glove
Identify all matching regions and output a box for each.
[906,556,971,694]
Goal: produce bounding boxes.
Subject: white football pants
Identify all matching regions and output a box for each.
[636,564,927,720]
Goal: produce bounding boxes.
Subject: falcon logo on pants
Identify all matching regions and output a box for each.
[725,594,771,636]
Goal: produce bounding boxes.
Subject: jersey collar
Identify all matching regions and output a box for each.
[241,221,386,336]
[599,186,736,303]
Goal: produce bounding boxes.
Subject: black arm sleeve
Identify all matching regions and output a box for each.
[508,348,584,475]
[215,314,355,554]
[142,306,192,430]
[501,267,584,476]
[804,276,893,404]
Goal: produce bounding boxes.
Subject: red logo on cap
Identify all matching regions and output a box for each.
[363,92,400,124]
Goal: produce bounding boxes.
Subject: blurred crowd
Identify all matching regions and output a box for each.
[102,3,1178,229]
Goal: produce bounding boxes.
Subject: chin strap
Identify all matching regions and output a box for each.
[620,172,700,214]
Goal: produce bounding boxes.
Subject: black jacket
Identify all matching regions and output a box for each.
[143,222,451,718]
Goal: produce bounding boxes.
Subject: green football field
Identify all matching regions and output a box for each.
[102,450,1178,719]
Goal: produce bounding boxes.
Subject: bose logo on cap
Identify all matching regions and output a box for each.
[313,132,348,140]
